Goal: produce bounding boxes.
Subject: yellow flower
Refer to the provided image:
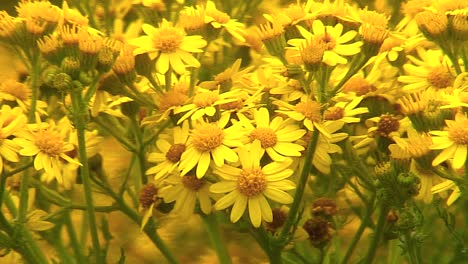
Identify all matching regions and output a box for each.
[147,121,190,182]
[0,79,47,113]
[0,105,26,172]
[210,141,295,227]
[173,88,241,124]
[239,107,306,162]
[430,113,468,169]
[128,19,207,74]
[310,121,348,174]
[203,0,246,42]
[288,20,362,66]
[398,48,454,92]
[323,97,369,123]
[159,173,213,218]
[14,121,80,185]
[274,99,331,137]
[178,115,246,178]
[432,180,461,206]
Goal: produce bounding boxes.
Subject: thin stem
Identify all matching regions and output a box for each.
[340,195,375,264]
[276,129,320,247]
[92,178,179,264]
[201,213,232,264]
[363,204,388,264]
[404,232,421,264]
[130,116,147,188]
[94,117,136,152]
[65,210,86,263]
[71,89,103,264]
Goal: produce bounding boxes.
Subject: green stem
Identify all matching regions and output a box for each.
[363,204,388,264]
[276,129,320,247]
[92,178,179,264]
[131,116,147,188]
[64,210,86,263]
[71,90,103,264]
[340,196,375,264]
[13,55,50,264]
[201,213,232,264]
[404,232,421,264]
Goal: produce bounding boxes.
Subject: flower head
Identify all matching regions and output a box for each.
[430,113,468,169]
[178,115,246,178]
[288,20,362,66]
[210,141,295,227]
[128,19,207,74]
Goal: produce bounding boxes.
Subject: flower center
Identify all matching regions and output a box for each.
[219,99,243,110]
[250,127,277,148]
[295,101,321,122]
[34,129,64,156]
[342,76,376,95]
[427,66,453,89]
[192,123,225,152]
[193,91,219,107]
[158,90,188,112]
[237,168,267,197]
[324,106,345,120]
[448,118,468,145]
[319,32,336,50]
[181,175,205,191]
[377,115,400,136]
[153,27,184,53]
[165,143,186,163]
[139,183,158,209]
[301,38,326,65]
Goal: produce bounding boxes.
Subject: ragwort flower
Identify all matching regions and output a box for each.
[146,121,190,182]
[128,19,207,74]
[430,113,468,169]
[178,115,246,178]
[288,20,362,66]
[239,107,306,162]
[159,173,213,217]
[210,141,295,227]
[0,105,26,172]
[14,121,80,185]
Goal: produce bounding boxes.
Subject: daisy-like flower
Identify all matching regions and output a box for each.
[0,79,47,113]
[159,173,213,217]
[0,105,26,172]
[288,20,363,66]
[173,88,240,124]
[239,107,306,162]
[146,122,190,182]
[203,0,246,42]
[398,48,455,92]
[199,59,254,91]
[430,113,468,169]
[128,19,207,74]
[274,99,331,137]
[14,121,80,185]
[178,115,247,178]
[323,97,369,124]
[309,121,348,174]
[210,141,295,227]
